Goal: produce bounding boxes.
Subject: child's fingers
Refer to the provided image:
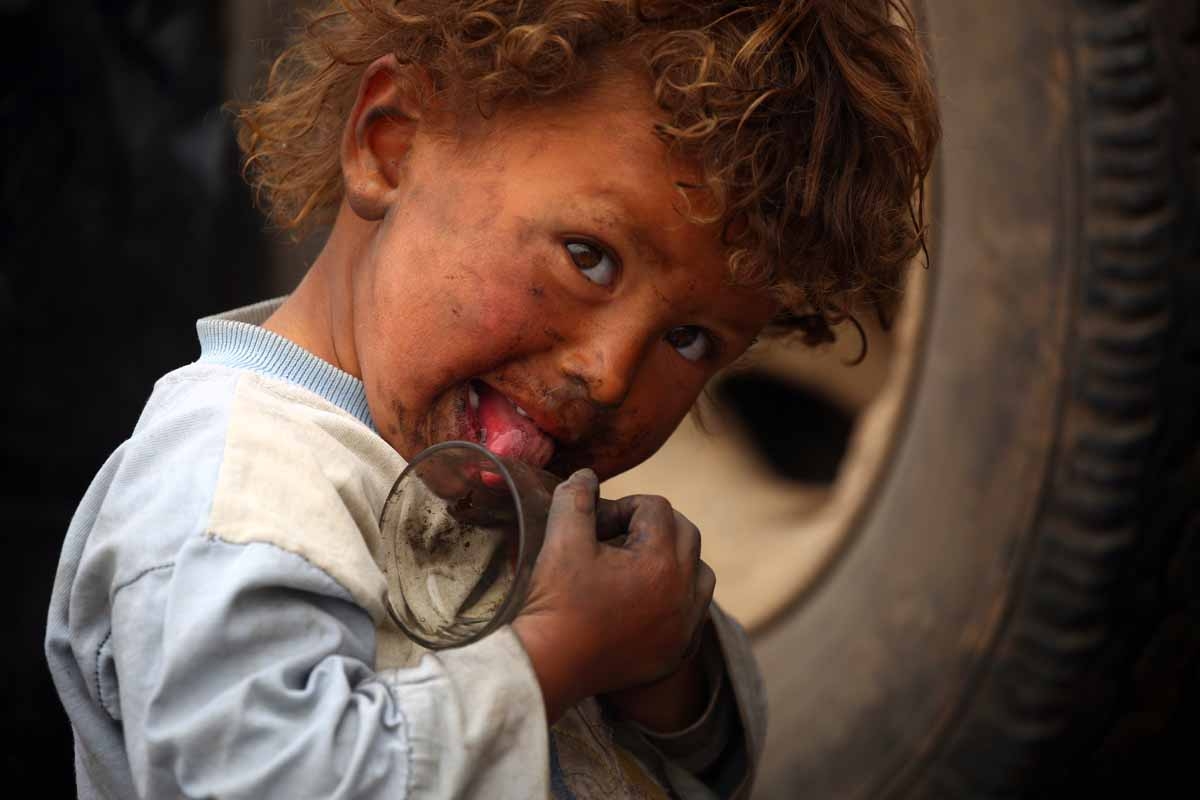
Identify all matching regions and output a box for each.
[695,560,716,608]
[595,494,668,547]
[689,561,717,630]
[593,497,626,542]
[596,496,700,567]
[593,494,637,540]
[544,469,600,552]
[604,495,676,554]
[673,510,701,568]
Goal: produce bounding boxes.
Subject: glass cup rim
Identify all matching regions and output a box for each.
[382,440,530,650]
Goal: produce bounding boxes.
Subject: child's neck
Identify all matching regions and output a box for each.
[263,203,372,379]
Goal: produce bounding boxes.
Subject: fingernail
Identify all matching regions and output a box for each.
[571,468,597,484]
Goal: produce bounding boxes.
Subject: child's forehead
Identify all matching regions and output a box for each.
[484,99,713,222]
[447,101,707,219]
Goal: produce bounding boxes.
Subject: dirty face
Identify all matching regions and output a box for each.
[352,79,776,480]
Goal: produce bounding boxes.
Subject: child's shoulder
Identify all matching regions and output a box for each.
[133,359,396,479]
[196,367,402,618]
[83,362,402,620]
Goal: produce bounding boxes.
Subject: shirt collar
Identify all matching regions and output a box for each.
[196,297,375,430]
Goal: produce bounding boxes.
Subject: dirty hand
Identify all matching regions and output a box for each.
[511,469,715,724]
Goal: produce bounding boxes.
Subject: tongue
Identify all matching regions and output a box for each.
[476,384,555,468]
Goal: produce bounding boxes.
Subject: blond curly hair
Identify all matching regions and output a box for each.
[237,0,939,344]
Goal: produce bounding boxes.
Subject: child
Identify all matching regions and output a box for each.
[46,1,937,797]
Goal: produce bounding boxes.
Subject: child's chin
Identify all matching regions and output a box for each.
[542,449,599,482]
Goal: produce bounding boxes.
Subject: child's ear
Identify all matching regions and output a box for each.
[341,55,433,222]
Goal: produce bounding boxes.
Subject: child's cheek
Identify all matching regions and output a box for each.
[459,273,541,349]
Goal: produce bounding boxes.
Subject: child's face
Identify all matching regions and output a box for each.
[351,78,775,480]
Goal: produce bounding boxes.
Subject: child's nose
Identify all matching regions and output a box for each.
[558,325,652,410]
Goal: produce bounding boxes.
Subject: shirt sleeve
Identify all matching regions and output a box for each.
[631,623,737,775]
[106,534,550,800]
[616,606,767,800]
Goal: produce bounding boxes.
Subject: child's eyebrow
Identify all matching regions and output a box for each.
[585,188,674,270]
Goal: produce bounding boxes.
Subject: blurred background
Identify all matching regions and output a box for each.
[4,1,266,792]
[7,2,1197,798]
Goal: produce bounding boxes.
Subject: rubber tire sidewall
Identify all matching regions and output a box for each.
[752,1,1198,796]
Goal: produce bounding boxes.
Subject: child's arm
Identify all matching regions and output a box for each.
[604,645,710,732]
[104,537,550,798]
[602,612,767,799]
[97,470,712,799]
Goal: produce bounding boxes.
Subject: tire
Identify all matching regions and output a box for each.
[753,1,1200,796]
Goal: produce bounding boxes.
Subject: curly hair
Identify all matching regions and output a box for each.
[237,0,939,345]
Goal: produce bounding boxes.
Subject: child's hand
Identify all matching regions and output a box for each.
[512,469,715,724]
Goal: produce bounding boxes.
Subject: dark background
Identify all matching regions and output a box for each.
[2,2,280,791]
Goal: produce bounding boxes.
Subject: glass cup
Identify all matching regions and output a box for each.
[380,441,561,649]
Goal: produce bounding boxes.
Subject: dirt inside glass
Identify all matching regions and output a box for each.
[380,441,561,649]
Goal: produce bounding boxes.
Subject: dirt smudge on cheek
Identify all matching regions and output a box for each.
[605,413,650,457]
[590,406,664,477]
[652,284,674,308]
[546,408,640,479]
[513,215,540,247]
[388,398,411,443]
[467,179,505,232]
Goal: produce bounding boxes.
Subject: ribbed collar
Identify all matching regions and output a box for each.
[196,297,375,430]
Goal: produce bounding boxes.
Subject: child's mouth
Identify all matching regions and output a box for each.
[465,380,556,470]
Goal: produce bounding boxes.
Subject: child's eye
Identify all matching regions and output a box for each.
[664,326,714,362]
[565,241,617,287]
